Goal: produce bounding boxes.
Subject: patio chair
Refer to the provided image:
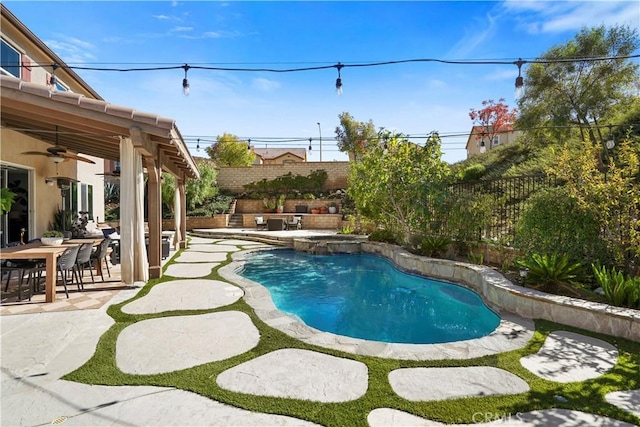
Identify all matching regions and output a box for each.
[75,242,96,288]
[286,216,302,230]
[2,241,43,301]
[90,237,112,282]
[255,216,267,230]
[57,245,81,298]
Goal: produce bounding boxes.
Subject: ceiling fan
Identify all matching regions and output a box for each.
[96,168,120,177]
[22,127,96,164]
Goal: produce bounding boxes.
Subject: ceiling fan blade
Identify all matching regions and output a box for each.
[62,153,96,164]
[22,151,52,157]
[47,146,67,155]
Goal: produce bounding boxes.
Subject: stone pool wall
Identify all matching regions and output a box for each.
[294,238,639,342]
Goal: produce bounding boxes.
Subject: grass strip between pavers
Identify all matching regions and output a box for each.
[63,242,640,427]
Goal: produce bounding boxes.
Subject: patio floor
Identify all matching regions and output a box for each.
[1,234,638,426]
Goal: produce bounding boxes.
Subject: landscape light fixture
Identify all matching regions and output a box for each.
[182,64,190,96]
[606,124,615,150]
[48,63,59,93]
[519,267,529,286]
[335,62,344,95]
[514,58,525,99]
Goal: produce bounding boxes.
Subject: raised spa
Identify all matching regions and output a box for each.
[239,249,500,344]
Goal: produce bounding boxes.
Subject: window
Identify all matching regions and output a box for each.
[492,135,500,146]
[80,183,93,219]
[1,39,21,78]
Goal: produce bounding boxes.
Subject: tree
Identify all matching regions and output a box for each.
[162,160,219,213]
[348,130,450,243]
[205,133,256,166]
[334,112,378,161]
[469,98,517,151]
[516,25,639,146]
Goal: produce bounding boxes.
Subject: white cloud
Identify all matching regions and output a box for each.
[504,1,640,34]
[171,26,193,32]
[252,77,281,92]
[446,11,499,59]
[45,38,96,64]
[202,30,242,39]
[152,14,170,20]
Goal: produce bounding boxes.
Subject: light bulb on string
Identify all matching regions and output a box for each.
[196,138,200,152]
[182,64,190,96]
[606,124,615,149]
[308,137,313,151]
[514,58,525,99]
[335,62,344,95]
[48,63,59,93]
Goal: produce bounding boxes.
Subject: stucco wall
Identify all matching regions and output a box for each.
[217,162,350,193]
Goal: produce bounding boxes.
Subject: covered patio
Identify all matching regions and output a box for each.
[1,74,200,284]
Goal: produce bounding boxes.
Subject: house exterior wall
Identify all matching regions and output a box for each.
[217,162,350,193]
[1,4,105,240]
[465,129,522,158]
[262,153,305,164]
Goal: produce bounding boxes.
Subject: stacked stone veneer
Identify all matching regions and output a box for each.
[216,162,350,193]
[294,239,639,342]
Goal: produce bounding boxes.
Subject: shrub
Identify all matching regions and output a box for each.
[369,229,399,245]
[42,230,63,238]
[414,235,451,258]
[514,187,612,265]
[592,264,640,309]
[516,253,584,295]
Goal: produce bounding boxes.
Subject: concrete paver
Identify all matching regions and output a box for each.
[389,366,529,401]
[217,348,368,402]
[606,389,640,418]
[185,244,239,253]
[122,279,242,314]
[164,262,219,277]
[117,311,260,375]
[520,331,618,383]
[175,250,229,263]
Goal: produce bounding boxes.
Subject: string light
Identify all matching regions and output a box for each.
[308,137,313,151]
[11,53,640,97]
[48,63,59,92]
[335,62,343,95]
[606,124,615,149]
[182,64,190,96]
[196,138,200,152]
[514,58,525,99]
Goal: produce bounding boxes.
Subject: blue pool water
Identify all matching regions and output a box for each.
[239,250,500,344]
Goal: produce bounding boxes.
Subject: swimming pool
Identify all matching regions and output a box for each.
[239,249,500,344]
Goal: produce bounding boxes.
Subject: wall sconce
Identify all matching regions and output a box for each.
[45,178,56,186]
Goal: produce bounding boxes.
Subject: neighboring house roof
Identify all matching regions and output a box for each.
[1,75,199,179]
[253,148,306,161]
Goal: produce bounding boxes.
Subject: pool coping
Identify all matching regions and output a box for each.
[219,247,536,360]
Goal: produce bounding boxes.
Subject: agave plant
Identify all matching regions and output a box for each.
[592,264,640,309]
[517,253,583,295]
[418,235,451,258]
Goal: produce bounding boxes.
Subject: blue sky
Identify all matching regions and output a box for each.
[5,1,639,163]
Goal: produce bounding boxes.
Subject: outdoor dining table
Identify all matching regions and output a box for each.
[0,238,103,303]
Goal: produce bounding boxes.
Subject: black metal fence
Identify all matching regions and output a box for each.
[445,174,562,242]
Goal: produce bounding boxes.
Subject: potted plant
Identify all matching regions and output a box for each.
[310,208,320,214]
[276,194,286,214]
[0,188,16,215]
[262,196,277,213]
[328,202,338,214]
[41,230,64,246]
